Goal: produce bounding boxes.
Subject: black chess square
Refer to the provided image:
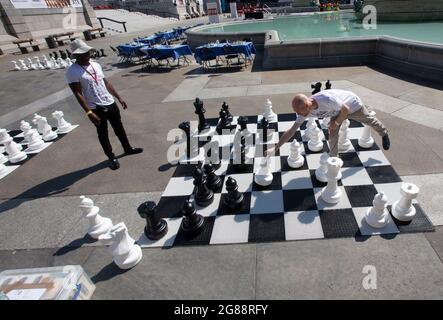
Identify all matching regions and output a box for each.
[226,163,254,174]
[218,192,252,215]
[283,189,317,211]
[303,141,329,155]
[252,172,282,191]
[351,139,380,152]
[248,213,286,243]
[280,155,309,172]
[390,204,435,233]
[156,195,191,218]
[319,208,360,238]
[340,152,363,168]
[278,113,296,122]
[172,164,199,177]
[309,170,343,188]
[173,216,215,246]
[344,185,378,207]
[366,166,402,184]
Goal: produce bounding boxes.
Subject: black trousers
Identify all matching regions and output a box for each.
[93,102,131,158]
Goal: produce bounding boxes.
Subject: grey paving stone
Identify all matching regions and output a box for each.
[350,85,412,114]
[206,72,263,88]
[398,87,443,112]
[425,226,443,263]
[392,104,443,130]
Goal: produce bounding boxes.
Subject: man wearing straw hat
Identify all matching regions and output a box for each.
[66,39,142,170]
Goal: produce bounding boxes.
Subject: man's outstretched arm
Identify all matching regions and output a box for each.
[265,121,301,156]
[329,104,350,132]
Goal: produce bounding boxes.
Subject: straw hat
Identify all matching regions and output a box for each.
[70,39,94,55]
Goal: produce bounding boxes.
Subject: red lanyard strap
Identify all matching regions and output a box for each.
[79,64,99,85]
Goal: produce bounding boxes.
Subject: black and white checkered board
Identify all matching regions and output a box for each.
[0,125,79,180]
[138,113,434,248]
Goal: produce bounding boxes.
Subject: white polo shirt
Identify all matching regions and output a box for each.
[65,61,114,109]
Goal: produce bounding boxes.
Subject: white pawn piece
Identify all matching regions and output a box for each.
[287,140,304,168]
[365,192,390,228]
[11,61,21,71]
[24,129,46,152]
[19,59,29,71]
[57,58,67,69]
[32,114,44,134]
[98,222,143,270]
[305,117,317,140]
[321,117,330,130]
[263,99,278,123]
[320,157,343,204]
[42,55,51,69]
[315,152,329,183]
[38,116,58,141]
[27,57,37,70]
[358,111,375,148]
[391,183,420,222]
[0,129,22,151]
[308,126,324,152]
[254,157,273,186]
[34,56,44,70]
[338,119,352,152]
[52,110,73,134]
[65,57,73,67]
[50,57,59,69]
[79,195,113,239]
[3,136,27,163]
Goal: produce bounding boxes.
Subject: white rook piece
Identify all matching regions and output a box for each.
[98,222,143,270]
[315,152,329,183]
[358,111,375,148]
[2,136,27,163]
[338,119,352,152]
[287,140,304,168]
[308,126,323,152]
[365,192,389,228]
[38,116,58,141]
[392,183,420,222]
[52,110,74,134]
[254,157,273,186]
[321,157,343,204]
[79,195,113,239]
[263,99,277,123]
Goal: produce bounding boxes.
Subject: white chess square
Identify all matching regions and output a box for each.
[358,150,391,167]
[313,187,352,210]
[0,165,20,180]
[253,156,281,173]
[222,173,253,193]
[192,193,221,217]
[348,127,365,140]
[352,207,399,236]
[305,153,325,170]
[56,124,79,134]
[284,210,325,240]
[209,214,250,244]
[341,167,373,186]
[246,123,258,134]
[374,182,417,206]
[178,148,205,164]
[250,190,284,214]
[162,176,194,196]
[279,142,306,157]
[137,217,182,248]
[281,170,313,190]
[278,121,294,133]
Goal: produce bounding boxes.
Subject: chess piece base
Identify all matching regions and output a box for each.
[287,156,304,169]
[182,215,205,234]
[254,173,273,186]
[321,186,342,204]
[315,169,328,183]
[308,140,323,152]
[42,131,58,142]
[8,151,27,163]
[114,244,143,270]
[365,207,389,228]
[358,137,374,149]
[145,219,168,240]
[57,125,75,134]
[26,140,46,153]
[224,194,244,210]
[391,200,416,222]
[195,191,214,207]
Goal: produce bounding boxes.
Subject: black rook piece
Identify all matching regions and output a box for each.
[221,102,233,123]
[203,163,222,191]
[194,97,210,132]
[137,201,168,240]
[223,176,244,210]
[193,167,214,207]
[325,80,332,90]
[311,82,322,95]
[181,200,205,234]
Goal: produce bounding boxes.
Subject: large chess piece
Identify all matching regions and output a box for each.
[223,176,244,210]
[221,102,233,123]
[27,58,37,70]
[325,80,332,89]
[320,157,343,204]
[137,201,168,240]
[254,157,273,186]
[311,82,322,95]
[305,117,317,140]
[52,110,73,134]
[65,57,73,67]
[193,167,214,207]
[2,136,27,163]
[0,129,22,151]
[193,97,210,133]
[203,163,222,191]
[38,116,58,141]
[263,99,277,123]
[42,55,51,69]
[259,117,273,144]
[205,141,221,170]
[338,119,352,152]
[365,192,390,228]
[57,58,67,69]
[20,120,32,143]
[308,127,323,152]
[24,129,46,153]
[98,222,143,270]
[358,111,375,148]
[79,195,113,239]
[216,110,230,135]
[391,183,420,222]
[178,121,198,159]
[32,114,44,134]
[287,140,304,168]
[19,59,29,71]
[315,152,329,183]
[34,57,44,70]
[11,61,21,71]
[181,200,205,234]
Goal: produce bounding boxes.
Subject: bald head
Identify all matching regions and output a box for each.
[292,94,310,116]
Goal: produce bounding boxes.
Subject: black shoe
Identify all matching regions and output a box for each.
[124,147,143,155]
[109,157,120,170]
[382,134,390,150]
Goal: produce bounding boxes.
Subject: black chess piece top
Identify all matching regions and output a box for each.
[179,121,191,138]
[194,97,210,132]
[53,51,58,59]
[181,200,205,234]
[221,102,233,122]
[238,116,248,132]
[216,110,230,134]
[49,53,53,59]
[193,166,214,207]
[100,48,107,57]
[325,80,332,89]
[311,82,322,95]
[203,163,222,192]
[137,201,168,240]
[59,50,67,60]
[66,49,72,59]
[224,176,244,210]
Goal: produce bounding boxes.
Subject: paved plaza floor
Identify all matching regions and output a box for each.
[1,22,443,299]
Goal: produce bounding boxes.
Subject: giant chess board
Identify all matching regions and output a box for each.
[138,113,434,248]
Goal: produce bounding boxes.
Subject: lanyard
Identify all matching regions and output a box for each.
[79,63,99,85]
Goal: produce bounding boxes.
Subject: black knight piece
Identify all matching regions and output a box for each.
[223,176,244,210]
[137,201,168,240]
[311,82,322,95]
[181,200,205,234]
[221,102,233,123]
[203,163,222,191]
[194,97,210,132]
[193,167,214,207]
[325,80,332,89]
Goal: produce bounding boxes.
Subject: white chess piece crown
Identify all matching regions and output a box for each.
[79,195,113,239]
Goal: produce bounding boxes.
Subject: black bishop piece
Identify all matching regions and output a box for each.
[137,201,168,240]
[216,109,230,135]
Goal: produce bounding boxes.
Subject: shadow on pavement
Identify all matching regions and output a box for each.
[53,234,97,256]
[91,262,131,284]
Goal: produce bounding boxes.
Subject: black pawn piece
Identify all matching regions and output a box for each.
[181,200,204,234]
[224,177,244,210]
[53,51,58,59]
[238,116,248,132]
[193,167,214,207]
[203,163,222,191]
[59,50,67,60]
[100,48,107,57]
[66,49,72,59]
[216,109,229,135]
[311,81,322,95]
[49,53,53,59]
[194,97,210,132]
[221,102,233,123]
[137,201,168,240]
[325,80,332,90]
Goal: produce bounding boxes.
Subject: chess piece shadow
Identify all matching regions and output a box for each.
[52,234,97,256]
[158,162,176,172]
[90,262,131,284]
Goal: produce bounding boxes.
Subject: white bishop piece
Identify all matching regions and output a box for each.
[358,111,375,148]
[315,152,329,183]
[52,110,74,134]
[287,140,304,168]
[320,157,343,204]
[338,119,352,152]
[254,157,273,186]
[365,192,390,228]
[0,129,27,163]
[308,126,324,152]
[98,222,143,270]
[79,195,113,239]
[37,116,58,141]
[263,99,277,123]
[391,183,419,222]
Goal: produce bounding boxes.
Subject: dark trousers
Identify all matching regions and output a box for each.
[93,102,131,158]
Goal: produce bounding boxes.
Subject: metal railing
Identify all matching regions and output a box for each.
[114,3,180,20]
[97,17,127,33]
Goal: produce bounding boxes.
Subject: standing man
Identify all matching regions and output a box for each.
[66,40,142,170]
[265,89,390,157]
